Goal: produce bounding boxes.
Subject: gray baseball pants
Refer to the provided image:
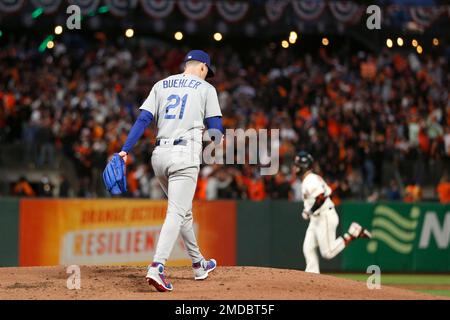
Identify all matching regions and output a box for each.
[150,144,204,265]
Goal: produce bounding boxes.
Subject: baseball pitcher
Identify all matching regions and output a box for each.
[294,151,372,274]
[118,50,223,292]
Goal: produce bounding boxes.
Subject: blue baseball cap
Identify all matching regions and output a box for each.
[184,49,215,78]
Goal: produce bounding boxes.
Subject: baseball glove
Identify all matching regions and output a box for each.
[103,153,127,195]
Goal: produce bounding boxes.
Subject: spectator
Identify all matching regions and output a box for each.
[196,166,214,200]
[333,179,353,203]
[444,126,450,157]
[134,164,151,198]
[216,168,241,199]
[13,176,35,197]
[36,116,55,168]
[58,174,71,197]
[127,164,140,197]
[436,175,450,204]
[1,36,448,200]
[267,172,291,199]
[37,176,54,197]
[385,180,401,201]
[404,183,422,203]
[245,171,266,201]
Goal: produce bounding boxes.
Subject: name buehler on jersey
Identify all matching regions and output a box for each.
[117,50,222,292]
[142,71,221,266]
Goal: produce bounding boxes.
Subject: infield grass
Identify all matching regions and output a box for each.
[328,273,450,298]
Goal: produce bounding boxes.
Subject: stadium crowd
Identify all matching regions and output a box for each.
[1,35,449,202]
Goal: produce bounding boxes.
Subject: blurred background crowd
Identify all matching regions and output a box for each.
[1,33,448,203]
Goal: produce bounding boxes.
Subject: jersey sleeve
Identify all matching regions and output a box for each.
[139,84,158,115]
[204,85,222,118]
[304,175,326,200]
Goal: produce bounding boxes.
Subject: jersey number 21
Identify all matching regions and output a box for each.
[165,94,188,119]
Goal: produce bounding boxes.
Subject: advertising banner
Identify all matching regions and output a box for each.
[19,200,236,267]
[341,202,450,272]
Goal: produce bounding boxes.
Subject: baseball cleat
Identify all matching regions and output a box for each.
[348,222,372,239]
[360,229,372,239]
[348,222,363,238]
[193,259,217,280]
[146,262,173,292]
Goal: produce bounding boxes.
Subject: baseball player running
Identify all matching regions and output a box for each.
[118,50,223,292]
[294,151,372,274]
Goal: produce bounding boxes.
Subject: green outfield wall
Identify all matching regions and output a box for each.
[0,198,19,266]
[0,199,448,272]
[340,202,450,272]
[236,201,341,271]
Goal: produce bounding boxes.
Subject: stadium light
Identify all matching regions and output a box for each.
[32,7,43,19]
[125,28,134,38]
[397,37,404,46]
[38,35,54,52]
[213,32,222,41]
[433,38,439,46]
[54,26,63,35]
[416,45,423,54]
[412,39,418,47]
[289,31,297,41]
[174,31,183,41]
[322,38,329,46]
[386,38,393,48]
[281,40,289,49]
[289,31,297,44]
[47,41,55,49]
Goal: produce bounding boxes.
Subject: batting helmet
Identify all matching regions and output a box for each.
[294,151,314,175]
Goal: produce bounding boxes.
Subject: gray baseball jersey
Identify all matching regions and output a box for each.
[139,73,222,143]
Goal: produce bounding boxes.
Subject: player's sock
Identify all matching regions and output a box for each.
[151,261,164,268]
[343,233,355,246]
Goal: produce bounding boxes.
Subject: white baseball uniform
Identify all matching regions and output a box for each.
[140,73,222,265]
[301,172,346,273]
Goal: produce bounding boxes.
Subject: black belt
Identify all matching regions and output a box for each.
[155,139,187,146]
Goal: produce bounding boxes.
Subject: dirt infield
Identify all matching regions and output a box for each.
[0,266,444,300]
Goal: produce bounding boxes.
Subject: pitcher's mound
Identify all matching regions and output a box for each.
[0,266,441,300]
